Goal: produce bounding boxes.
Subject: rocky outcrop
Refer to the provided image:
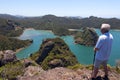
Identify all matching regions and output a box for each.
[48,59,63,68]
[18,67,120,80]
[31,38,78,70]
[0,50,17,66]
[74,28,98,46]
[22,59,34,67]
[17,66,44,80]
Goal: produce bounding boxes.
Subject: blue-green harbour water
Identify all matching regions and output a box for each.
[16,29,56,59]
[16,29,120,66]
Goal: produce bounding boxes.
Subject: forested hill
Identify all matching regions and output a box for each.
[0,18,23,37]
[0,14,24,20]
[0,14,120,30]
[0,16,31,51]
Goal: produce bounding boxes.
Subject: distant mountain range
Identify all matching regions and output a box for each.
[0,14,83,19]
[0,14,120,30]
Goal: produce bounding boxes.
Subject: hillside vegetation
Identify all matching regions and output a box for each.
[0,14,120,36]
[0,17,31,51]
[0,18,23,37]
[30,38,78,70]
[0,35,31,51]
[74,27,98,46]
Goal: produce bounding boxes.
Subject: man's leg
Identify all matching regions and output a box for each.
[103,65,109,80]
[102,60,109,80]
[102,60,108,76]
[103,65,108,76]
[92,67,99,78]
[91,59,101,78]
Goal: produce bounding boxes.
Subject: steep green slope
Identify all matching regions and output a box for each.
[74,27,98,46]
[0,18,23,37]
[0,18,31,51]
[30,38,78,70]
[0,35,31,51]
[1,14,120,36]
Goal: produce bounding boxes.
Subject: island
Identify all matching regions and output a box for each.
[74,27,98,46]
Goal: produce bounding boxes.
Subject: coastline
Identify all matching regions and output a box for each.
[111,29,120,31]
[24,28,53,33]
[15,48,24,54]
[24,28,35,30]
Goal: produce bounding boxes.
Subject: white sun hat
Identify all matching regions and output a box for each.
[101,23,111,31]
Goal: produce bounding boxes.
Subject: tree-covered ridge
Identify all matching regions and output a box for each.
[1,14,120,29]
[0,35,31,51]
[30,38,78,70]
[74,27,98,46]
[1,14,120,36]
[0,18,23,37]
[0,17,32,51]
[17,15,120,36]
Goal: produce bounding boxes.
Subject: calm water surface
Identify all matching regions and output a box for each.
[16,29,56,59]
[16,29,120,66]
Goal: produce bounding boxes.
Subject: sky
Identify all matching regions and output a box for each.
[0,0,120,18]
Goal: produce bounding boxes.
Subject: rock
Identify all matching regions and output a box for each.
[0,50,17,66]
[17,67,120,80]
[17,66,44,80]
[0,51,3,54]
[23,59,33,67]
[23,66,44,77]
[48,59,63,68]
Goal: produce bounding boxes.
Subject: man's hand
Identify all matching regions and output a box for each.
[94,47,99,53]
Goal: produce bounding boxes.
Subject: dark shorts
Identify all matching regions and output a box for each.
[94,59,108,68]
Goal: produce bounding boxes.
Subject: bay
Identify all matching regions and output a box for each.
[61,36,94,65]
[16,29,56,59]
[16,29,120,66]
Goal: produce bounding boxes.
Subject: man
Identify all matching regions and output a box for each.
[91,23,113,80]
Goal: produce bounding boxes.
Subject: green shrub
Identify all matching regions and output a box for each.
[0,35,32,51]
[116,67,120,73]
[30,51,40,61]
[67,64,84,70]
[0,61,25,79]
[85,65,93,70]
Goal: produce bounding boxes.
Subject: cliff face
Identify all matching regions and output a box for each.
[74,28,98,46]
[31,38,78,70]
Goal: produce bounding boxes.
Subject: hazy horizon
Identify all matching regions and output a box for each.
[0,0,120,18]
[1,13,120,19]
